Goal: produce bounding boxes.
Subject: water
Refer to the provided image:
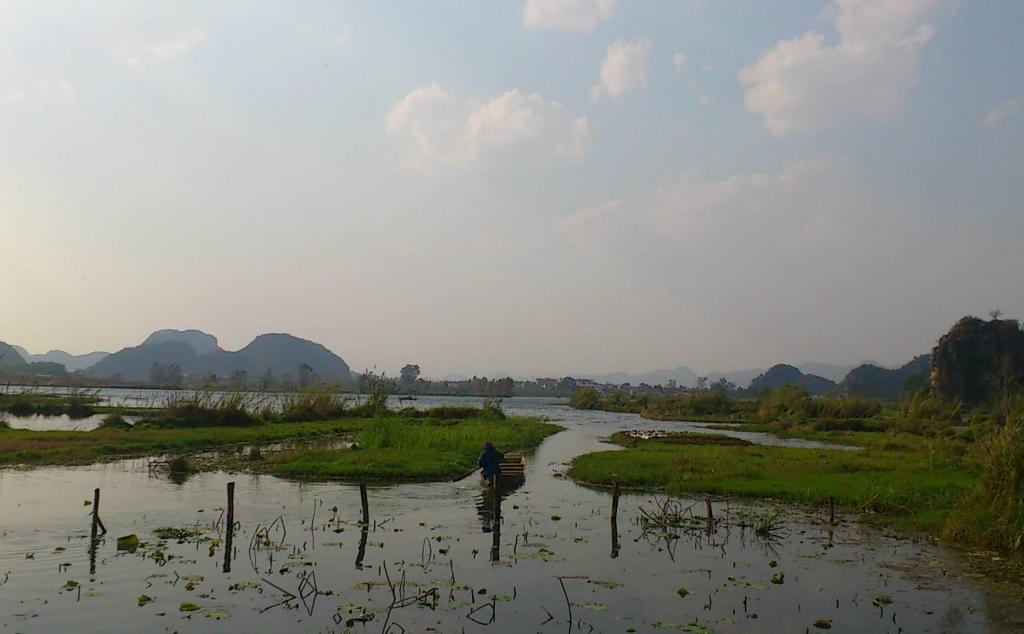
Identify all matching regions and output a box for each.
[0,397,1016,632]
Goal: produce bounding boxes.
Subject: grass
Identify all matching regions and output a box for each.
[0,419,369,466]
[569,430,979,533]
[0,391,101,418]
[265,416,560,481]
[0,403,561,482]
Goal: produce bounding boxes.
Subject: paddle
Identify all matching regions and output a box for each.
[451,465,482,483]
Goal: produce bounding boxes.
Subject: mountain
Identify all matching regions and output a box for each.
[837,355,930,400]
[0,341,28,368]
[797,362,862,383]
[930,316,1024,404]
[11,347,109,372]
[746,364,835,396]
[583,366,699,387]
[705,368,764,389]
[87,340,200,380]
[234,333,351,381]
[141,329,219,354]
[85,330,352,385]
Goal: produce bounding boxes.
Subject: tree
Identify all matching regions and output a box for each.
[399,364,421,388]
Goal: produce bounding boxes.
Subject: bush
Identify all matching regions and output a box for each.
[98,413,131,430]
[945,420,1024,554]
[278,387,352,421]
[569,387,602,410]
[145,391,260,427]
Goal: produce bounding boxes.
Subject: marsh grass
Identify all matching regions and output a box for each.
[569,432,978,532]
[142,390,262,428]
[946,420,1024,554]
[278,387,352,421]
[267,417,560,480]
[0,419,366,466]
[0,390,101,418]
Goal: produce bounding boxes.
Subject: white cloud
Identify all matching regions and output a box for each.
[385,83,588,168]
[740,0,945,136]
[652,159,831,238]
[672,52,688,70]
[559,199,622,250]
[982,98,1021,128]
[591,38,651,101]
[119,27,207,68]
[522,0,615,31]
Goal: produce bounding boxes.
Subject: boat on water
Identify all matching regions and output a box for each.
[482,452,526,486]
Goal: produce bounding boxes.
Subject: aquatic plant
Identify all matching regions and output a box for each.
[278,386,352,421]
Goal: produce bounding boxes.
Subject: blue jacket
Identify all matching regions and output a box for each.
[478,448,504,477]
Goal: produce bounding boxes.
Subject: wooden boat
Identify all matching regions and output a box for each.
[482,452,526,486]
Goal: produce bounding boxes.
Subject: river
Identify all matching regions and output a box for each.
[0,395,1015,632]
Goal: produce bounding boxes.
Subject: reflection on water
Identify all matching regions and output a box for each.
[0,397,1017,633]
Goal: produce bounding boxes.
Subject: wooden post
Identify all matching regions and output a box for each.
[829,496,835,525]
[90,488,100,543]
[610,482,620,559]
[223,482,235,573]
[359,481,369,526]
[705,495,713,522]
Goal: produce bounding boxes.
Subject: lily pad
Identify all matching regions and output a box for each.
[116,535,140,552]
[205,610,231,620]
[582,602,608,611]
[138,595,153,607]
[812,619,832,629]
[179,602,201,612]
[676,587,691,598]
[63,580,79,591]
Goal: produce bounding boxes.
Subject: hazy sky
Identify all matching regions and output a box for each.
[2,0,1023,378]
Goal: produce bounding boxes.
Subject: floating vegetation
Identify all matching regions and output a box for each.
[152,527,201,542]
[137,595,153,607]
[116,535,139,552]
[178,602,201,612]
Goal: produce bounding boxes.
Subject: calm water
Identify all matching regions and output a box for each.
[0,397,1016,632]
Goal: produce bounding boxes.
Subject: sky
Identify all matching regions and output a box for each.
[1,0,1023,378]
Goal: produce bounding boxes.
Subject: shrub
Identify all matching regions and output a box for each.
[945,419,1024,554]
[569,387,602,410]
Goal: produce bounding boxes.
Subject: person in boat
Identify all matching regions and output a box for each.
[477,441,504,479]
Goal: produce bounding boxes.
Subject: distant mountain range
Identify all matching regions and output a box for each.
[86,329,352,383]
[2,329,352,385]
[583,361,872,389]
[11,345,110,372]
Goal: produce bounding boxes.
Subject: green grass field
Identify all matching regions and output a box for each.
[265,417,561,480]
[569,431,979,533]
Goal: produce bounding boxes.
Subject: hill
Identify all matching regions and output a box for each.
[746,364,835,396]
[141,329,219,354]
[0,341,28,368]
[931,316,1024,404]
[12,346,109,372]
[85,330,351,385]
[584,366,699,387]
[837,355,930,400]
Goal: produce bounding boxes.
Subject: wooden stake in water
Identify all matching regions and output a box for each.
[90,488,101,542]
[610,482,621,559]
[829,496,835,525]
[359,481,369,526]
[223,482,235,573]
